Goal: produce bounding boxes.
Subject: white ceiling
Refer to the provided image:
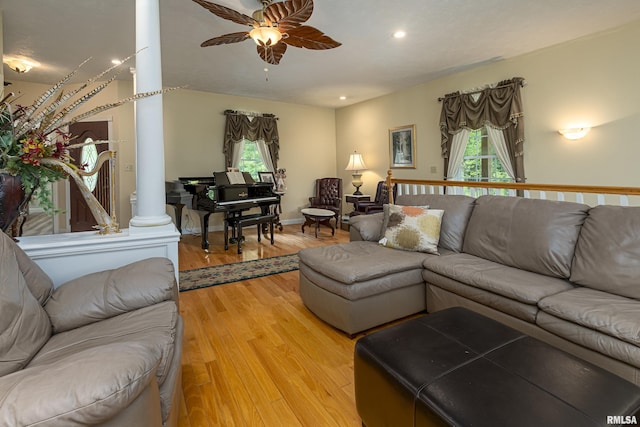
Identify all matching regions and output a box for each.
[2,0,640,108]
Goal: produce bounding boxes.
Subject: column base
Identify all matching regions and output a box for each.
[129,214,174,230]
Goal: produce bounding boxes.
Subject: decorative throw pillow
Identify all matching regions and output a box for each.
[379,204,444,254]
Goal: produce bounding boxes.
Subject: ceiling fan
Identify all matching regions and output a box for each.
[192,0,341,65]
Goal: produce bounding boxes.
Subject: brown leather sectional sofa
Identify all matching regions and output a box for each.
[298,193,640,385]
[0,231,183,426]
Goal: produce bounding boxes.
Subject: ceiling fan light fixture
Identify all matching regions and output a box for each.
[250,25,282,46]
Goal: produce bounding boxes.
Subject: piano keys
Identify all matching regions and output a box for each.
[166,172,280,251]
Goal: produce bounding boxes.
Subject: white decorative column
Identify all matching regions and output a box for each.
[130,0,173,231]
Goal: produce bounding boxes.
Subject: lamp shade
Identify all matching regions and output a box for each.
[345,153,367,171]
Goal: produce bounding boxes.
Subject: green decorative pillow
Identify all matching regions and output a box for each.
[379,204,444,254]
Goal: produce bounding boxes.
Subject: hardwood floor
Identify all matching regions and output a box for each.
[177,224,363,427]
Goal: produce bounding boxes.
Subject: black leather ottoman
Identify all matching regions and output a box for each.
[354,307,640,427]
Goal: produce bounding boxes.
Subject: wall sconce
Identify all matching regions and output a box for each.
[558,127,590,140]
[3,55,39,74]
[345,151,367,195]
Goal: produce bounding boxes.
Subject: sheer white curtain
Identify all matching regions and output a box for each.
[255,139,275,172]
[484,125,516,180]
[446,129,471,181]
[230,139,245,170]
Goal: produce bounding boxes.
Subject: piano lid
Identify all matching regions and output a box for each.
[178,176,216,185]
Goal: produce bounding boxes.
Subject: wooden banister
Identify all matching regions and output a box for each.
[385,170,640,206]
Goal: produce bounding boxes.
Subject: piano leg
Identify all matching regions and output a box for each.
[237,222,243,254]
[227,212,244,245]
[270,218,274,244]
[198,211,212,251]
[224,218,229,251]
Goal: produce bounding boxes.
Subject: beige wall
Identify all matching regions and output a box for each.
[335,19,640,195]
[162,89,336,229]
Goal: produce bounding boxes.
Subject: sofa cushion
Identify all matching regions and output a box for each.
[349,212,384,242]
[0,233,51,377]
[45,258,177,334]
[31,302,178,386]
[299,241,431,285]
[0,341,160,426]
[12,240,53,306]
[380,205,443,254]
[30,301,178,421]
[300,263,424,301]
[424,253,575,306]
[570,205,640,299]
[395,194,475,252]
[462,195,589,278]
[538,287,640,348]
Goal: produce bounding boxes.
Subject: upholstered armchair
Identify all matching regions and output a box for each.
[350,181,395,216]
[309,177,343,226]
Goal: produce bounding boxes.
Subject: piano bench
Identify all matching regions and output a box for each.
[225,213,276,254]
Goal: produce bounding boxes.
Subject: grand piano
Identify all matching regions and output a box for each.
[166,172,281,251]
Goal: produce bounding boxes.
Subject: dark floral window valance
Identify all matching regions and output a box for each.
[223,110,279,169]
[439,77,526,182]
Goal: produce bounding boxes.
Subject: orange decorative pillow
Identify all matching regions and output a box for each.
[379,204,444,254]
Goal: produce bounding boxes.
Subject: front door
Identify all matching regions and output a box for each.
[68,121,110,232]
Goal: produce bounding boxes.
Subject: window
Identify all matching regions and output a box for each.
[237,140,268,180]
[457,129,511,183]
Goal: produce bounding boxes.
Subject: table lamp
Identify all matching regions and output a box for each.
[345,152,367,195]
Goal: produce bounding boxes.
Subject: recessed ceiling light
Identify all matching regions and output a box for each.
[111,59,122,65]
[393,31,406,39]
[339,96,347,101]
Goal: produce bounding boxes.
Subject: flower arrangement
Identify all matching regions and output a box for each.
[0,55,175,216]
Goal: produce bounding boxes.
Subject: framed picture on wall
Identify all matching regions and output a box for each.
[258,171,276,189]
[389,124,416,169]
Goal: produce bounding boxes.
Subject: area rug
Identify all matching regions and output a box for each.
[179,253,299,292]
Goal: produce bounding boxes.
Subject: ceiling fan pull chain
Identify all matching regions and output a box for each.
[264,67,269,82]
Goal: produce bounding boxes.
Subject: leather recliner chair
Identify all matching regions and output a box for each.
[350,181,395,216]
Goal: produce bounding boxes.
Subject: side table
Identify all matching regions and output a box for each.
[345,194,370,217]
[345,194,371,208]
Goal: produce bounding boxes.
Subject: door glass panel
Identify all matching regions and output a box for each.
[80,138,98,192]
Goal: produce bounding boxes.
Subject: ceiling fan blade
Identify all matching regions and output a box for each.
[201,32,251,47]
[192,0,257,26]
[257,42,288,65]
[264,0,313,32]
[284,26,341,50]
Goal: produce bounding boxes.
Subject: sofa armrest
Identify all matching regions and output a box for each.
[45,257,177,333]
[0,342,160,426]
[349,212,385,242]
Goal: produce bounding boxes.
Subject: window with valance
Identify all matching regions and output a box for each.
[439,77,526,183]
[223,110,280,177]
